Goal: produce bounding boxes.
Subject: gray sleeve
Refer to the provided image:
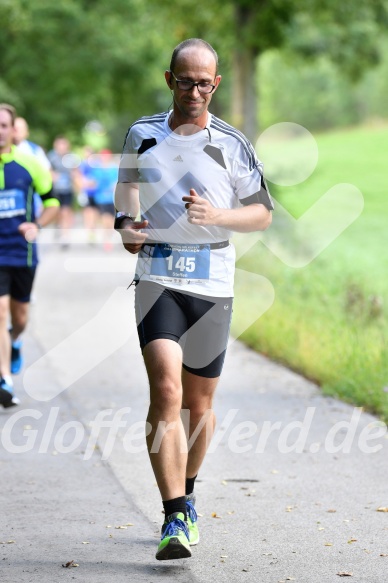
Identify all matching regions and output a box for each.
[118,128,139,183]
[239,171,274,210]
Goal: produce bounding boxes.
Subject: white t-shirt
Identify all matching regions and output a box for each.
[118,111,273,297]
[17,140,51,170]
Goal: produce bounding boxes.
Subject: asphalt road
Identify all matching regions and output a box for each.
[1,230,387,583]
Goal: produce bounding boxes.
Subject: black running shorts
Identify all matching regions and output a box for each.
[0,266,37,302]
[55,191,74,207]
[135,280,233,378]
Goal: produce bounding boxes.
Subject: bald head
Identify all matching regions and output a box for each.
[170,38,218,74]
[14,117,29,144]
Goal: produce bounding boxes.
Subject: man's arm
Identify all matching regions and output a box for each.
[114,182,148,254]
[18,188,60,240]
[183,189,272,233]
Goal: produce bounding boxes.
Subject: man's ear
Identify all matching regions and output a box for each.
[213,75,222,92]
[165,70,173,89]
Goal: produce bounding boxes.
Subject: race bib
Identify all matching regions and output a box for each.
[150,243,210,281]
[0,189,26,218]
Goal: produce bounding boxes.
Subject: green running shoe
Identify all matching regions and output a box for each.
[186,494,199,545]
[156,512,191,561]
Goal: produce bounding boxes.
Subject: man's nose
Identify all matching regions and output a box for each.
[189,84,201,97]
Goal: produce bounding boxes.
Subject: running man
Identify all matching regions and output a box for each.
[114,39,273,560]
[93,149,117,251]
[13,116,51,224]
[48,136,76,248]
[0,104,59,408]
[13,117,51,170]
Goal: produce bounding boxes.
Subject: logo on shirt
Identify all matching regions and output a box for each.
[173,155,183,162]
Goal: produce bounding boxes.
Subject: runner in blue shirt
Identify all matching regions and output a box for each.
[0,103,59,407]
[93,149,117,251]
[76,146,99,244]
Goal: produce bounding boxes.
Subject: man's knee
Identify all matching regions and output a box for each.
[149,379,182,414]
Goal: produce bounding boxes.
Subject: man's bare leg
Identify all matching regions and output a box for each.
[0,295,11,378]
[0,294,20,407]
[10,298,29,339]
[181,368,219,480]
[143,338,187,501]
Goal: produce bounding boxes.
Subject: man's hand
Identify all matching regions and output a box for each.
[119,219,149,254]
[183,188,272,232]
[18,222,39,242]
[183,188,221,226]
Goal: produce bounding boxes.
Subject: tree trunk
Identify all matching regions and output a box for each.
[231,44,259,142]
[229,0,261,143]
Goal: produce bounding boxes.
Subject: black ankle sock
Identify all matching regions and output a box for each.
[185,475,197,496]
[163,496,187,521]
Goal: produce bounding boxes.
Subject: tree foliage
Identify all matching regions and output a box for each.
[0,0,387,145]
[0,0,168,144]
[285,0,388,80]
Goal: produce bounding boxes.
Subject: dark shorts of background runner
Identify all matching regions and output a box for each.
[87,196,98,208]
[135,280,233,378]
[55,191,74,207]
[96,202,115,216]
[0,266,37,302]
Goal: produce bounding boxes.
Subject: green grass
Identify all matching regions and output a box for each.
[233,124,388,422]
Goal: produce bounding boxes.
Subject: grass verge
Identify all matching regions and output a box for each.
[233,124,388,422]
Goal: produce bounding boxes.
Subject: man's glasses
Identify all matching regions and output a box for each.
[169,71,216,94]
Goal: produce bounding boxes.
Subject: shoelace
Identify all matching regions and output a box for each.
[186,500,198,524]
[162,517,189,540]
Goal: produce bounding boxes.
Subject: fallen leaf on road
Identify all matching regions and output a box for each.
[81,542,90,545]
[327,509,337,513]
[115,525,127,529]
[337,572,352,577]
[125,523,134,526]
[62,560,79,568]
[325,543,333,546]
[348,538,357,544]
[221,480,228,486]
[1,541,16,544]
[380,553,388,557]
[211,512,222,519]
[242,568,248,572]
[377,507,388,512]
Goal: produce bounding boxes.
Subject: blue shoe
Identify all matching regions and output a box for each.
[186,494,199,545]
[0,378,20,408]
[156,512,191,561]
[11,339,23,374]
